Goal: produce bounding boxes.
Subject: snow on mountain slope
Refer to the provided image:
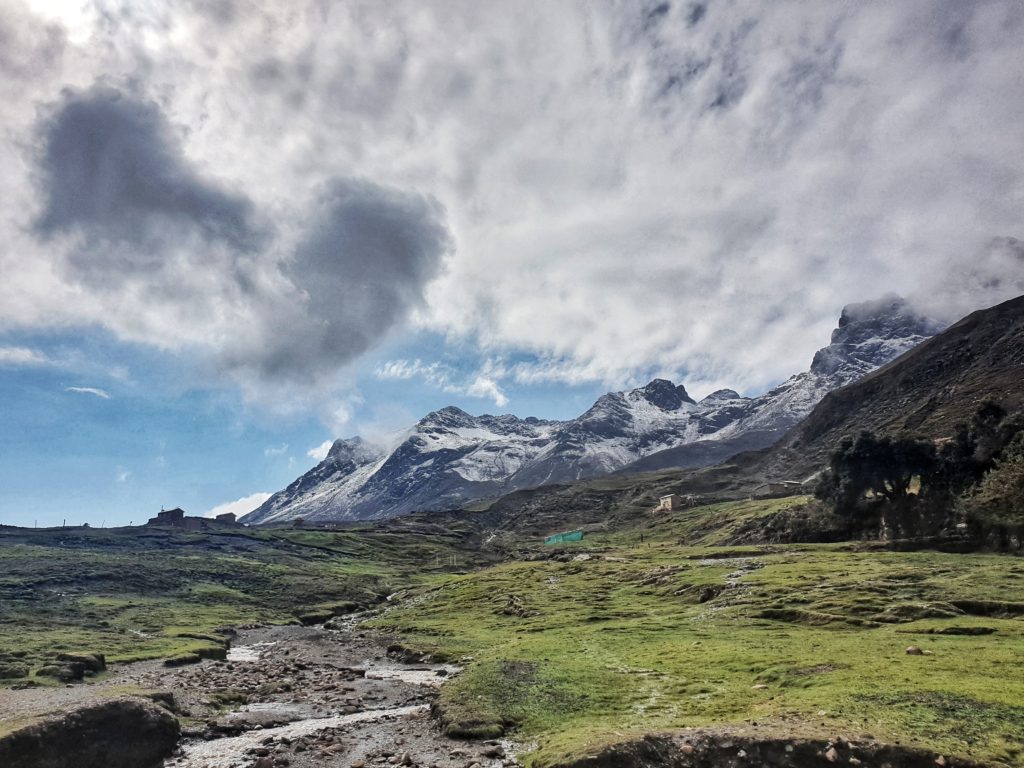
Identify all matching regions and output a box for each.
[243,296,942,525]
[622,296,945,473]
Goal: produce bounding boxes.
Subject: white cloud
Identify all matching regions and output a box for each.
[376,358,509,408]
[115,466,129,483]
[307,440,333,462]
[205,491,272,519]
[465,358,510,408]
[0,346,50,367]
[375,359,454,390]
[65,386,110,399]
[326,397,361,433]
[0,1,1021,406]
[263,443,289,457]
[466,374,509,408]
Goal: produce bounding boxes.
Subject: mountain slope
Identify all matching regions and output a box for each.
[762,294,1024,479]
[622,296,944,472]
[470,295,1024,540]
[243,297,940,525]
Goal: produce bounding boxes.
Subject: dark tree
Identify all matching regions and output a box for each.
[815,403,1024,540]
[815,431,938,517]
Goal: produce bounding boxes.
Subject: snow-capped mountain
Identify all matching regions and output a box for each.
[242,296,942,525]
[622,296,946,473]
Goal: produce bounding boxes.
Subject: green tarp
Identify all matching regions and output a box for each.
[544,530,583,545]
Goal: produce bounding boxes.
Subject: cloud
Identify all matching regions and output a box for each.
[35,83,263,256]
[263,443,289,457]
[376,359,453,388]
[375,358,509,407]
[465,359,509,408]
[307,440,333,462]
[65,386,110,399]
[466,374,509,408]
[1,1,1022,407]
[204,491,272,519]
[321,393,366,434]
[115,466,129,483]
[13,82,451,399]
[0,346,50,366]
[910,236,1024,322]
[218,178,450,385]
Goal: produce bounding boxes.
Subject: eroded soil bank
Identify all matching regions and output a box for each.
[554,730,986,768]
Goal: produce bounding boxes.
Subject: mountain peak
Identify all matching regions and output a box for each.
[701,389,744,402]
[810,295,944,377]
[635,378,696,410]
[419,405,475,428]
[326,436,381,464]
[831,295,943,346]
[326,436,361,460]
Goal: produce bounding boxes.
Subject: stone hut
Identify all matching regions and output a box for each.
[751,480,803,498]
[147,508,186,526]
[657,494,684,511]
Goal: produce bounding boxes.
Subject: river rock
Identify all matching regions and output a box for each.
[0,696,180,768]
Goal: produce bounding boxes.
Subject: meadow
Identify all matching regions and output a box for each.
[371,499,1024,767]
[1,498,1022,766]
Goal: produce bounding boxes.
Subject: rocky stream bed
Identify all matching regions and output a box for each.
[0,621,521,768]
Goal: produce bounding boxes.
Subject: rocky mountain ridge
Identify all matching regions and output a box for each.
[468,294,1024,543]
[242,296,942,525]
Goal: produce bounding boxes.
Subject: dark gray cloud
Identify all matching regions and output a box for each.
[34,84,263,279]
[220,178,451,384]
[26,83,450,394]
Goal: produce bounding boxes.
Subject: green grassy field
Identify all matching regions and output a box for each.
[2,499,1022,766]
[0,522,484,679]
[372,500,1024,767]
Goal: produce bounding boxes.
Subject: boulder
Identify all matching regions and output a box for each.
[297,611,334,626]
[35,663,85,682]
[0,696,180,768]
[55,653,106,673]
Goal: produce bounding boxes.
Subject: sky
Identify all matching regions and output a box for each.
[1,0,1023,527]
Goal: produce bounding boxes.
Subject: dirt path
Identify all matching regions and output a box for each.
[1,622,521,768]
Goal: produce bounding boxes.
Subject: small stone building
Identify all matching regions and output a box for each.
[214,512,237,524]
[657,494,684,511]
[145,507,204,530]
[147,508,185,526]
[751,480,803,498]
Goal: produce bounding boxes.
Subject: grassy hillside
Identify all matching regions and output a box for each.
[373,499,1024,767]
